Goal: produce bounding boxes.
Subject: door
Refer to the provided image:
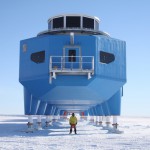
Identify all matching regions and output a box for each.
[63,46,81,69]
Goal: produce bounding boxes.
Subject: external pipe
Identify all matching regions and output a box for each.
[70,32,74,45]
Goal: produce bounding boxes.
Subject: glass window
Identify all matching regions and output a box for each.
[31,51,45,64]
[83,17,94,29]
[100,51,115,64]
[66,16,80,28]
[53,17,64,28]
[68,50,76,62]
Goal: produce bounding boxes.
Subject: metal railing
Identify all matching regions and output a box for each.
[49,56,94,72]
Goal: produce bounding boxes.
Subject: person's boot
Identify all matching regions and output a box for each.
[69,128,72,134]
[74,128,77,134]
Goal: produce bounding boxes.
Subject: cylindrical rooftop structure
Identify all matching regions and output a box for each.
[48,14,100,31]
[38,14,109,36]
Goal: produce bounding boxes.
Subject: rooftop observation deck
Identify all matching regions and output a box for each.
[38,14,109,36]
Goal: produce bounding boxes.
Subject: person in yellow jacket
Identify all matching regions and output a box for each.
[69,113,77,134]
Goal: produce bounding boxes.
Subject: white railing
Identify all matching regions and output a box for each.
[49,56,94,83]
[49,56,94,71]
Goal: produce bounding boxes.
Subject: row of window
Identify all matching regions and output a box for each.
[30,50,115,64]
[49,16,98,30]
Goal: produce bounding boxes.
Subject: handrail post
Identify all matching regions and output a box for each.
[49,56,52,84]
[92,56,94,70]
[61,56,63,71]
[71,56,73,70]
[62,56,65,70]
[50,56,52,71]
[80,56,83,70]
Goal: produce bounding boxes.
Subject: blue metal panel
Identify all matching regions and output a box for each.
[101,102,110,116]
[54,108,59,115]
[96,36,126,81]
[20,24,126,116]
[90,109,94,116]
[88,109,94,116]
[45,104,53,115]
[20,36,50,81]
[37,102,47,115]
[24,88,32,115]
[30,96,39,115]
[95,105,104,116]
[60,110,64,116]
[107,89,121,115]
[88,77,124,102]
[84,110,88,116]
[92,107,97,116]
[51,106,56,115]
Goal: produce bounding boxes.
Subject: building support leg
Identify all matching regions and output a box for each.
[36,115,42,130]
[96,116,99,125]
[27,115,34,132]
[112,116,118,129]
[53,115,58,122]
[99,116,103,127]
[90,116,94,123]
[103,116,111,130]
[45,115,51,128]
[110,116,124,134]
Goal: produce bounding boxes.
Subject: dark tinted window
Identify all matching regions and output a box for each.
[68,50,76,62]
[66,16,80,28]
[83,17,94,29]
[31,51,45,64]
[53,17,64,28]
[100,51,115,64]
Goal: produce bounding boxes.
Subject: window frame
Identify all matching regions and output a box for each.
[31,51,45,64]
[99,51,115,64]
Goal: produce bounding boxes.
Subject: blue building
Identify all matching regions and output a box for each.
[19,14,126,132]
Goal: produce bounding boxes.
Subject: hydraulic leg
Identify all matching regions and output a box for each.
[106,116,111,128]
[90,116,94,123]
[96,116,99,125]
[112,116,118,129]
[110,116,124,134]
[45,115,51,127]
[36,115,42,130]
[99,116,103,127]
[103,116,111,130]
[27,115,34,132]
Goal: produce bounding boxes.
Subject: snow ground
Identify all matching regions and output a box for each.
[0,115,150,150]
